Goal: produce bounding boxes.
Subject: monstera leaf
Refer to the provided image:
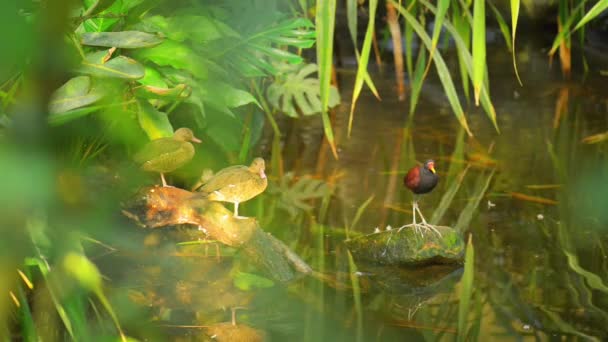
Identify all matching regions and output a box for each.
[267,63,340,117]
[268,172,331,217]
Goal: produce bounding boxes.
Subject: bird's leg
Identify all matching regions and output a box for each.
[160,173,167,187]
[412,200,423,236]
[414,202,442,236]
[233,202,239,217]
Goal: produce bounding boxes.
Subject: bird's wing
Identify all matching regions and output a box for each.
[404,166,420,189]
[199,166,250,193]
[133,139,183,164]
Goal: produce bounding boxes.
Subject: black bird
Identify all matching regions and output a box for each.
[403,159,440,235]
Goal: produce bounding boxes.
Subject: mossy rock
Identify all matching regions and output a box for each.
[345,225,464,266]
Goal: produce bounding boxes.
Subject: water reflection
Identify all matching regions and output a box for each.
[112,34,608,340]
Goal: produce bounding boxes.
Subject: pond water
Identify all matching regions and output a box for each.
[107,33,608,341]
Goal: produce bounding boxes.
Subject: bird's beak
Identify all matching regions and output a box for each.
[191,136,202,143]
[260,170,267,179]
[429,165,436,174]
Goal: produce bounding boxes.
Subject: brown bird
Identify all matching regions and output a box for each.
[403,159,440,235]
[195,158,267,217]
[134,127,201,187]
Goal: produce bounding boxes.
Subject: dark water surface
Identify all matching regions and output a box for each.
[111,34,608,341]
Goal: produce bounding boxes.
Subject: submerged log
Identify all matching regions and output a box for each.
[345,225,465,266]
[122,186,311,282]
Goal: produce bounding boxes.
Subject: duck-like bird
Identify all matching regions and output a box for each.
[195,158,267,217]
[134,128,201,187]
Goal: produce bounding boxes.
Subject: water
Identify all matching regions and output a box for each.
[109,34,608,341]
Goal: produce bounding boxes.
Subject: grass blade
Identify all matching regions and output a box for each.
[349,194,375,232]
[347,251,364,342]
[489,1,512,51]
[454,169,495,232]
[315,0,338,158]
[422,0,450,78]
[391,0,472,136]
[348,0,379,137]
[472,0,486,105]
[457,234,475,342]
[430,166,469,225]
[419,0,499,132]
[453,6,471,99]
[510,0,523,85]
[548,1,586,56]
[346,0,358,48]
[573,0,608,31]
[409,44,427,115]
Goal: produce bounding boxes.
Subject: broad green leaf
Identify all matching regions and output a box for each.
[201,81,260,117]
[133,40,207,78]
[80,51,145,79]
[48,106,101,126]
[574,0,608,31]
[205,113,242,152]
[135,84,190,100]
[267,63,340,117]
[137,100,173,140]
[392,1,472,136]
[472,0,486,105]
[140,15,238,43]
[348,0,378,137]
[81,31,163,48]
[510,0,523,85]
[316,0,339,158]
[457,235,475,342]
[137,66,168,88]
[49,76,104,114]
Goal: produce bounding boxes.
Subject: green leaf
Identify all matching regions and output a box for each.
[423,0,450,78]
[137,100,173,140]
[472,0,486,105]
[81,31,164,48]
[140,15,238,44]
[316,0,339,158]
[488,2,512,51]
[80,51,145,79]
[346,0,358,48]
[137,66,168,88]
[62,252,102,292]
[267,63,340,117]
[510,0,523,85]
[457,235,475,342]
[233,272,274,291]
[573,0,608,31]
[393,1,472,136]
[409,41,427,115]
[348,0,379,137]
[135,84,190,100]
[49,76,104,114]
[133,40,207,78]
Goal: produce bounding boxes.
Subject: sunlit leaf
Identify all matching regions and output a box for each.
[573,0,608,31]
[62,252,102,292]
[510,0,523,85]
[137,100,173,140]
[81,31,164,48]
[140,14,238,44]
[472,0,486,105]
[316,0,339,158]
[49,76,104,114]
[80,51,145,79]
